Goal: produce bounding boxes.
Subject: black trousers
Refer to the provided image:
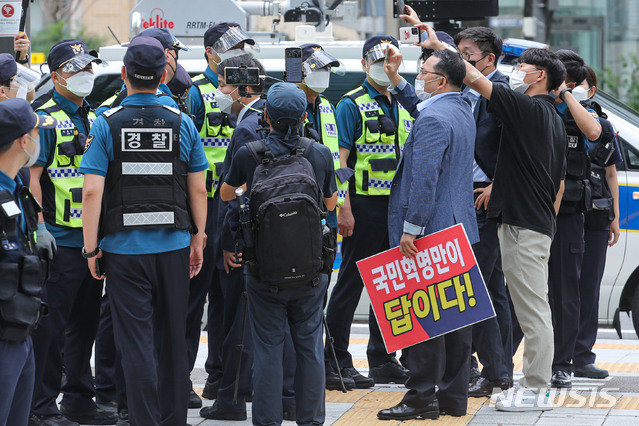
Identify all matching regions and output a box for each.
[32,246,102,416]
[548,213,585,374]
[103,248,190,426]
[402,327,472,411]
[325,195,394,370]
[574,228,609,366]
[94,293,127,409]
[185,245,224,378]
[471,203,512,380]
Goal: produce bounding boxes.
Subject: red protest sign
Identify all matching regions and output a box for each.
[357,223,494,353]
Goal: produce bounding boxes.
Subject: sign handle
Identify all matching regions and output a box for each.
[15,0,30,60]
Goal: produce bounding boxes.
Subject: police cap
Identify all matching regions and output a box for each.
[124,36,167,81]
[0,53,17,82]
[0,98,57,147]
[135,28,189,51]
[47,39,103,73]
[362,35,399,61]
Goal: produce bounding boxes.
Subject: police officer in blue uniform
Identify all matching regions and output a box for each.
[574,68,621,379]
[95,28,188,116]
[549,50,603,389]
[220,82,337,426]
[0,99,55,426]
[29,39,117,426]
[325,36,410,389]
[92,27,190,416]
[186,23,256,405]
[79,36,208,426]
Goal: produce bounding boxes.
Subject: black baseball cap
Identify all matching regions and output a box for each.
[124,36,167,81]
[266,82,306,124]
[47,39,103,73]
[0,98,57,147]
[204,22,255,52]
[0,53,17,82]
[362,35,400,60]
[135,28,189,51]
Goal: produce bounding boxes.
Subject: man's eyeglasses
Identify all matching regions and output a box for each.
[459,51,488,61]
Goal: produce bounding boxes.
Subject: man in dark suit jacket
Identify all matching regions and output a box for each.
[379,49,479,420]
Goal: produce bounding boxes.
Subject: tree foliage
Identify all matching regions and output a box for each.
[31,20,105,56]
[600,54,639,111]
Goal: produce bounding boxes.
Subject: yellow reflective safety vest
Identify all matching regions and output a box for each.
[192,73,236,197]
[303,95,347,204]
[37,98,95,228]
[342,86,413,196]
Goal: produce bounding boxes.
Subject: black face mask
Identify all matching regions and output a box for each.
[468,53,490,68]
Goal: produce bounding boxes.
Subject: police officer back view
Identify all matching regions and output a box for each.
[549,50,602,390]
[79,36,209,426]
[0,99,55,426]
[28,39,117,426]
[325,36,412,389]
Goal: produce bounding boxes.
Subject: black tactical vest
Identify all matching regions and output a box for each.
[0,186,47,342]
[101,104,193,237]
[559,109,591,214]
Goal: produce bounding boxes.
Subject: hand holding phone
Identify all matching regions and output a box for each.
[285,47,303,83]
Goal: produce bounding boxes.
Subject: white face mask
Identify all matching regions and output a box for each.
[57,71,95,98]
[368,62,390,87]
[24,134,40,168]
[415,76,442,101]
[214,87,238,114]
[509,69,539,94]
[572,86,590,103]
[304,69,331,93]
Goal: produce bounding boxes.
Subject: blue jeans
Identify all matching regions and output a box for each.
[246,274,328,426]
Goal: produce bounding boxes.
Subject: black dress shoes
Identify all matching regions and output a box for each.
[574,364,609,379]
[469,376,514,397]
[342,367,375,388]
[326,370,355,391]
[369,359,409,384]
[201,376,221,400]
[189,387,203,408]
[59,406,117,425]
[199,401,247,420]
[440,406,467,417]
[551,370,572,388]
[378,400,439,420]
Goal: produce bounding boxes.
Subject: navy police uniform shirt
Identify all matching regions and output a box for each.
[35,90,92,248]
[79,93,209,255]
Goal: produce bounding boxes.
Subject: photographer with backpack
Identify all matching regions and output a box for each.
[220,82,337,425]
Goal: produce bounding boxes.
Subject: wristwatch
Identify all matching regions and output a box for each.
[559,88,572,101]
[82,247,100,258]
